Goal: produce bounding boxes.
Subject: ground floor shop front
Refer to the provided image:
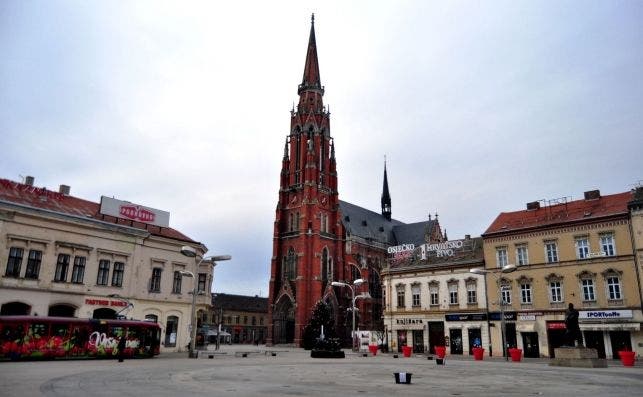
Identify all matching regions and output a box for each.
[490,309,642,359]
[385,312,491,356]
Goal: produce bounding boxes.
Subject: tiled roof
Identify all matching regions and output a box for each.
[0,178,196,242]
[211,293,268,313]
[484,191,632,235]
[338,200,403,245]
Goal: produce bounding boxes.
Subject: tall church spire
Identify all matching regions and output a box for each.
[297,14,324,113]
[381,158,392,221]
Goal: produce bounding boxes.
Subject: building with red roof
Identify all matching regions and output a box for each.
[0,176,214,353]
[481,189,641,359]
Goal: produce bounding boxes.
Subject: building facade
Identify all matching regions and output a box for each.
[211,293,268,344]
[482,189,642,359]
[267,17,436,346]
[0,177,215,353]
[382,236,488,356]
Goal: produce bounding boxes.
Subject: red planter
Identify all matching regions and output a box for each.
[472,347,484,361]
[434,346,446,359]
[508,348,522,362]
[402,345,412,357]
[369,345,378,356]
[619,351,635,367]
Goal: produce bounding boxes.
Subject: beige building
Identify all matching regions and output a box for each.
[382,236,489,356]
[482,189,642,359]
[0,177,215,353]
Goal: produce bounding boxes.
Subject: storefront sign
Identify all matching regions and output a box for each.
[85,298,128,307]
[100,196,170,227]
[420,239,464,258]
[580,310,633,320]
[387,244,415,254]
[489,312,516,321]
[396,318,424,325]
[445,313,487,321]
[547,322,566,330]
[518,315,536,321]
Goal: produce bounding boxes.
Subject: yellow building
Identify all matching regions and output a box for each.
[0,177,215,353]
[482,189,641,359]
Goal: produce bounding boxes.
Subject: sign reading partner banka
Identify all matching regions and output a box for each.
[100,196,170,227]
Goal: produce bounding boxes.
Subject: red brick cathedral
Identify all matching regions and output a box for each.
[267,16,444,346]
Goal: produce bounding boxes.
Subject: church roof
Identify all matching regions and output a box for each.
[0,178,196,243]
[338,200,435,246]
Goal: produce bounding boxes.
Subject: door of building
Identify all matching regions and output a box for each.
[450,328,463,354]
[412,330,424,353]
[609,331,632,359]
[468,328,482,355]
[397,330,407,353]
[584,331,606,358]
[546,322,567,358]
[505,323,517,349]
[521,332,539,358]
[428,321,445,355]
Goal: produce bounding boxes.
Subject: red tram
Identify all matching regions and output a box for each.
[0,316,161,360]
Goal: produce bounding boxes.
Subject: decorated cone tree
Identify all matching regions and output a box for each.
[302,300,336,350]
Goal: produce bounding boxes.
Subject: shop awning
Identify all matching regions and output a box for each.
[579,323,640,331]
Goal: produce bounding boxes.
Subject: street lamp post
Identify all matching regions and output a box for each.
[470,264,516,361]
[180,246,231,358]
[331,279,370,351]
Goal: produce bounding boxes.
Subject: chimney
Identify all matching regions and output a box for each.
[465,234,471,240]
[584,190,601,200]
[526,201,540,210]
[25,176,35,186]
[59,185,71,195]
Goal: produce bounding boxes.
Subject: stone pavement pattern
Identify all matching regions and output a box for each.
[0,345,641,397]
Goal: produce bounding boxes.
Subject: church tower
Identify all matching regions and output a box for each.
[267,16,343,346]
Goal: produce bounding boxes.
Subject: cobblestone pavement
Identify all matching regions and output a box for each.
[1,345,641,397]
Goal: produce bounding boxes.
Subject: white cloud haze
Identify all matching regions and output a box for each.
[1,1,641,296]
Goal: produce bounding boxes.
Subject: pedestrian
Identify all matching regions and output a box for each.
[117,335,127,363]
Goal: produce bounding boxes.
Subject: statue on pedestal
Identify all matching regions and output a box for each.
[564,303,583,347]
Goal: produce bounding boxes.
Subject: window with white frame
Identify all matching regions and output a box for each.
[466,281,477,304]
[448,282,458,305]
[520,283,532,304]
[396,285,406,308]
[606,276,622,300]
[500,284,512,305]
[516,244,529,266]
[429,283,439,306]
[575,237,590,259]
[549,280,563,303]
[496,247,508,267]
[411,284,421,307]
[581,278,596,301]
[545,241,558,263]
[600,233,616,257]
[603,270,623,301]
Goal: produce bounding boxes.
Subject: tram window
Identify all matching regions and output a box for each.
[29,323,48,338]
[1,324,25,342]
[52,323,69,338]
[110,326,125,338]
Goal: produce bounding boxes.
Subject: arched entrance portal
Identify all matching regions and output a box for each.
[273,297,295,344]
[48,304,76,317]
[92,308,117,319]
[0,301,31,315]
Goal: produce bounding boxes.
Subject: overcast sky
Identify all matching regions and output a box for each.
[1,1,641,297]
